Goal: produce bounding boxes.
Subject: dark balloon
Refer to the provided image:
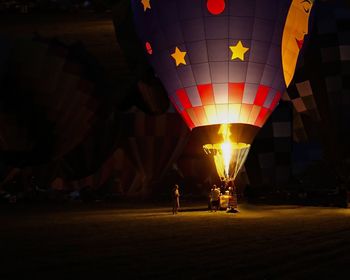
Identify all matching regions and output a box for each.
[112,0,170,114]
[0,36,108,168]
[286,0,350,164]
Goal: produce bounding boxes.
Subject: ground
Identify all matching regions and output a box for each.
[1,202,350,279]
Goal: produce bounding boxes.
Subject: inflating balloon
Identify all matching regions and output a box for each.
[131,0,314,182]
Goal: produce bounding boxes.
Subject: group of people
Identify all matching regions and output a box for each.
[209,181,238,213]
[209,185,221,211]
[171,181,239,215]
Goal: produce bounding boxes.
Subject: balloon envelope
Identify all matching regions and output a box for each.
[131,0,314,140]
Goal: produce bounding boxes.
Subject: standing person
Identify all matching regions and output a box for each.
[232,181,239,212]
[210,184,220,212]
[172,184,180,214]
[208,185,214,210]
[227,181,239,213]
[226,180,234,212]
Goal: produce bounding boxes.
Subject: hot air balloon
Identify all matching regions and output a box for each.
[130,0,315,183]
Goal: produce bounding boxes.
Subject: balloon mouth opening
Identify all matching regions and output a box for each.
[203,142,251,181]
[202,124,251,181]
[192,123,260,146]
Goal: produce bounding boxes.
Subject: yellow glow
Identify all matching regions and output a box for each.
[221,141,232,177]
[248,105,261,125]
[203,124,251,181]
[204,105,217,123]
[218,123,231,140]
[216,104,229,124]
[219,124,232,177]
[228,104,241,123]
[239,104,251,123]
[282,0,314,87]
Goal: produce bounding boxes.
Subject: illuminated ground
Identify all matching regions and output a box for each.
[1,203,350,279]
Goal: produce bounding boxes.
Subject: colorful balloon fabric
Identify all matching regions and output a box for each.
[131,0,314,133]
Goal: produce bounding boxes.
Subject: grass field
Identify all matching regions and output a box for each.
[1,202,350,279]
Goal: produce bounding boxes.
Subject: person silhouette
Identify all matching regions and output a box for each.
[210,185,220,212]
[172,184,180,214]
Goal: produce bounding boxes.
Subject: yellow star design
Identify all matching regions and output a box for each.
[141,0,151,11]
[171,47,187,66]
[229,41,249,61]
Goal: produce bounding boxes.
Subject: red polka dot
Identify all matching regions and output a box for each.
[145,42,152,55]
[207,0,225,15]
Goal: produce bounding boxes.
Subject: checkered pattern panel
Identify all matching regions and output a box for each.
[287,0,350,118]
[170,82,280,128]
[286,80,321,120]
